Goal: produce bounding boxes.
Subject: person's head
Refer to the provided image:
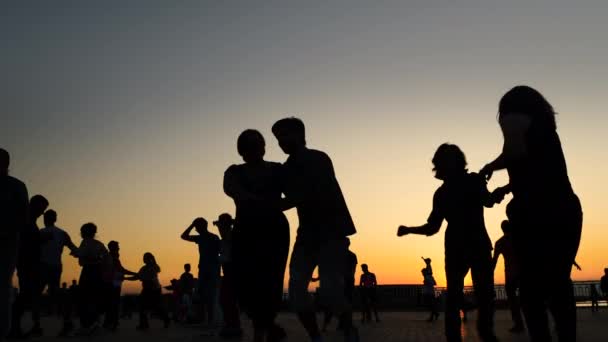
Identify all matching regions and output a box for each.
[361,264,369,273]
[184,263,191,273]
[170,279,178,286]
[0,148,9,177]
[237,129,266,163]
[432,144,467,180]
[30,195,50,220]
[501,220,512,234]
[143,252,157,266]
[271,117,306,155]
[43,209,57,227]
[62,282,67,289]
[80,222,97,239]
[108,240,119,252]
[604,268,608,276]
[214,213,233,239]
[192,217,208,233]
[421,268,427,276]
[498,85,556,130]
[72,279,77,285]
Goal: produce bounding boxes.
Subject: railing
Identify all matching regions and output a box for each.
[290,281,606,310]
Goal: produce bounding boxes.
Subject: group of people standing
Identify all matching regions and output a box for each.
[0,150,171,339]
[1,85,586,342]
[398,85,583,341]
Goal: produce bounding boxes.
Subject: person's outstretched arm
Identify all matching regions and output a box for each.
[63,231,78,254]
[480,114,531,180]
[398,189,444,237]
[181,222,198,242]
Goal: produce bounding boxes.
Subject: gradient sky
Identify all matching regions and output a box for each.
[3,1,607,293]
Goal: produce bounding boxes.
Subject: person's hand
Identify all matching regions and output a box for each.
[397,226,410,237]
[491,188,506,204]
[479,163,494,181]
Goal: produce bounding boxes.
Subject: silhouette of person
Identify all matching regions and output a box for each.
[0,148,29,340]
[589,284,599,313]
[181,217,220,327]
[58,280,78,337]
[9,194,49,338]
[73,222,109,335]
[223,129,290,342]
[311,243,358,333]
[39,210,77,316]
[272,117,359,342]
[481,86,583,341]
[422,268,439,322]
[398,144,503,342]
[214,213,243,338]
[491,220,525,333]
[359,264,380,323]
[103,241,136,331]
[178,263,194,322]
[125,252,170,330]
[601,268,608,302]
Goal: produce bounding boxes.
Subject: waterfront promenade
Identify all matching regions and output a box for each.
[23,308,608,341]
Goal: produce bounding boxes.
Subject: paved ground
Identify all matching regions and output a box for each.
[18,309,608,341]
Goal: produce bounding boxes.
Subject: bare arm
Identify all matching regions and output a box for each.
[481,114,531,180]
[397,222,442,237]
[181,223,198,242]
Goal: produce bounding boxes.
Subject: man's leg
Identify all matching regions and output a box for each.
[505,277,524,331]
[288,238,320,340]
[471,252,498,342]
[445,258,468,342]
[0,238,18,340]
[318,238,358,341]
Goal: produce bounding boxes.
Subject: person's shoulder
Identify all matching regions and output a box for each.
[225,163,243,173]
[308,149,331,161]
[5,175,27,190]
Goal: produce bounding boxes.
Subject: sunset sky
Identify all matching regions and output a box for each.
[3,1,607,293]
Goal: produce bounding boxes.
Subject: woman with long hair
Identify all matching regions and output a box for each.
[481,85,582,341]
[126,252,170,330]
[223,129,290,342]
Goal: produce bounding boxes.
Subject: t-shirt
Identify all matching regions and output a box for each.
[179,272,195,294]
[76,238,108,266]
[138,264,161,290]
[494,234,520,278]
[194,232,221,274]
[219,239,232,264]
[360,273,377,288]
[0,175,29,239]
[427,172,493,256]
[40,225,71,265]
[283,148,356,240]
[600,275,608,294]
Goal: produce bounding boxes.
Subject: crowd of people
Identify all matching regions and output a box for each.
[0,85,604,342]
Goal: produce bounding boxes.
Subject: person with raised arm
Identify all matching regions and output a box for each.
[181,217,220,327]
[398,144,506,342]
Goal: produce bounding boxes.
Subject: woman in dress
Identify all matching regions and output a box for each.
[224,129,290,342]
[481,85,582,341]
